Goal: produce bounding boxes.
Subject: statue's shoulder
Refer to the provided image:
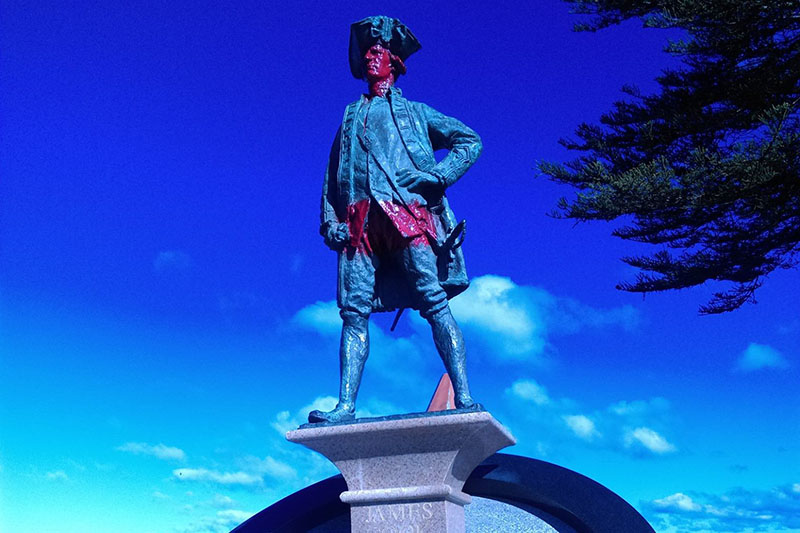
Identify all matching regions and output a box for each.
[343,97,363,112]
[391,93,437,118]
[339,97,365,128]
[398,95,440,116]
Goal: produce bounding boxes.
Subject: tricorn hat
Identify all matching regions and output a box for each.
[349,16,421,79]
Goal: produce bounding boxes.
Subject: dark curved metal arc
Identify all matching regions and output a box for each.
[231,452,654,533]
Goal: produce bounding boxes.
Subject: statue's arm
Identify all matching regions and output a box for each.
[422,103,482,189]
[320,127,349,250]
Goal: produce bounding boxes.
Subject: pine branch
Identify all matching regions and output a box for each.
[541,0,800,313]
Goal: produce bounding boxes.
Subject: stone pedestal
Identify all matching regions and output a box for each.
[286,410,515,533]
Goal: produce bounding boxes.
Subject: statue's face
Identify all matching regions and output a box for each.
[363,43,393,80]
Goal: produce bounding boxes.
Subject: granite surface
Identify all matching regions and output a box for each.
[288,410,516,532]
[307,497,574,532]
[465,497,575,532]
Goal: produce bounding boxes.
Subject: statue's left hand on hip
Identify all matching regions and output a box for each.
[396,168,439,193]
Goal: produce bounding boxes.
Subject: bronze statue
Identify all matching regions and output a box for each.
[310,16,483,423]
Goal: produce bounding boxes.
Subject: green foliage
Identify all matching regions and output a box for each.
[542,0,800,313]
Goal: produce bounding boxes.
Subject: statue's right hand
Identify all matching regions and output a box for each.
[323,222,350,251]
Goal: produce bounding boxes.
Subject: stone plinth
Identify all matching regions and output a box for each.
[286,410,515,533]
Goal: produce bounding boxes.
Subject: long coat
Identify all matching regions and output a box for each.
[321,88,482,313]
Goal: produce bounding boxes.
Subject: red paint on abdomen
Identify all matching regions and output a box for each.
[346,199,436,254]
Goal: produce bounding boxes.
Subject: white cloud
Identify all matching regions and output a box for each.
[364,326,428,391]
[216,509,254,525]
[153,250,192,273]
[270,395,404,434]
[736,343,789,371]
[152,490,170,500]
[209,494,235,508]
[66,459,86,471]
[646,483,800,531]
[172,468,262,487]
[116,442,186,462]
[608,397,669,417]
[449,275,547,359]
[293,300,429,394]
[177,509,256,533]
[351,397,406,419]
[271,396,337,435]
[293,300,341,336]
[449,275,640,361]
[237,455,297,480]
[652,492,702,512]
[45,470,68,481]
[292,276,640,409]
[563,414,601,440]
[218,292,260,313]
[552,297,640,334]
[271,410,294,434]
[504,376,678,458]
[624,427,676,454]
[507,379,550,405]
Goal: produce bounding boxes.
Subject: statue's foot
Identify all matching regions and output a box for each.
[308,404,355,424]
[455,397,484,412]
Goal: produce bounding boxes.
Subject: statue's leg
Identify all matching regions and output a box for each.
[308,311,370,424]
[428,307,478,410]
[402,244,480,410]
[308,247,375,424]
[338,310,370,410]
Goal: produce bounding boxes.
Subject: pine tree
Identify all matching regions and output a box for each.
[541,0,800,313]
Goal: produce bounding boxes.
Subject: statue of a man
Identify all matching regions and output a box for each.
[309,16,483,423]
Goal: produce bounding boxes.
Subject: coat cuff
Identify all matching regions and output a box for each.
[430,167,452,189]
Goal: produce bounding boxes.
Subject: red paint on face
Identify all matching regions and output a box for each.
[364,43,393,81]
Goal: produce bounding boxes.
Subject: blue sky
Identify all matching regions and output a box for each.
[1,1,798,532]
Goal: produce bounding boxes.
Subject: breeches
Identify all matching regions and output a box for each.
[339,204,447,319]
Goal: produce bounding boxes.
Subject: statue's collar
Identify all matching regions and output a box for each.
[362,86,403,101]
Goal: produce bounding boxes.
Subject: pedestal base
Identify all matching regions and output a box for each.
[350,499,463,532]
[286,410,515,533]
